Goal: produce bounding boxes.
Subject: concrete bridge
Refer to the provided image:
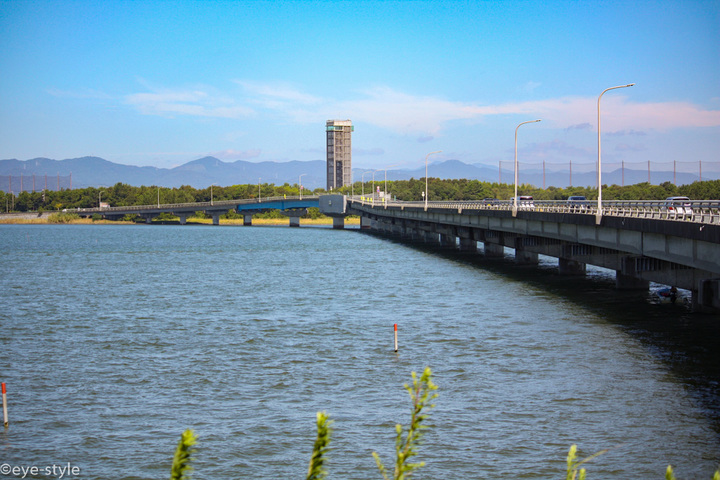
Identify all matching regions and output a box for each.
[68,196,320,226]
[320,195,720,313]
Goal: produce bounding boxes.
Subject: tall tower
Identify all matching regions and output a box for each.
[326,119,353,191]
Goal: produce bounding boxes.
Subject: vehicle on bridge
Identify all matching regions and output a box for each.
[663,196,693,216]
[567,195,589,212]
[511,195,534,210]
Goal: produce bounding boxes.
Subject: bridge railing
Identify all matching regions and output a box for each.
[348,196,720,225]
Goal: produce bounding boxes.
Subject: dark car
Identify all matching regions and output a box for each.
[567,195,589,212]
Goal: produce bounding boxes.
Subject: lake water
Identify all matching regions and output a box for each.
[1,224,719,479]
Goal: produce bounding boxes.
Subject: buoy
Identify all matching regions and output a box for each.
[2,382,8,427]
[394,324,398,352]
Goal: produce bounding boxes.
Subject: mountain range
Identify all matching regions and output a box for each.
[0,156,713,191]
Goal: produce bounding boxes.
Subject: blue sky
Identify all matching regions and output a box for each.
[1,0,718,176]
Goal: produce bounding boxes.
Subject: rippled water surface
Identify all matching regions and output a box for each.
[1,224,719,479]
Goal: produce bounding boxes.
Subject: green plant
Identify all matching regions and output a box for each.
[566,444,608,480]
[169,429,197,480]
[373,367,438,480]
[306,411,332,480]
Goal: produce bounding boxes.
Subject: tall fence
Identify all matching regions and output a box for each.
[3,174,72,193]
[496,160,719,188]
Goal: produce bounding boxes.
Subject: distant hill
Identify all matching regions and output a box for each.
[0,156,715,191]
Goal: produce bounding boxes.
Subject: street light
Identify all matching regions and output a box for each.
[597,83,634,225]
[299,174,306,200]
[210,184,218,205]
[384,164,399,204]
[258,178,261,202]
[361,170,373,197]
[98,190,103,208]
[513,120,541,217]
[372,169,381,200]
[425,151,442,211]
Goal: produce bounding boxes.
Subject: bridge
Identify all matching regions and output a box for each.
[69,196,320,226]
[63,193,720,312]
[320,195,720,313]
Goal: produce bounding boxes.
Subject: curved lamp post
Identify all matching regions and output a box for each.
[210,183,218,205]
[424,150,442,211]
[361,170,373,197]
[597,83,634,224]
[299,174,306,200]
[384,163,399,205]
[513,120,541,217]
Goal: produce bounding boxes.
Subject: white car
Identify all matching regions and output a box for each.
[511,196,534,210]
[663,196,693,216]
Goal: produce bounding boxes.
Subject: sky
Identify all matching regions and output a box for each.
[1,0,719,175]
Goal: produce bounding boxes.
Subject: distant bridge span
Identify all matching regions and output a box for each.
[70,196,320,226]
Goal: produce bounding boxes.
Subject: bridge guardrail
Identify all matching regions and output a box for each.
[348,196,720,225]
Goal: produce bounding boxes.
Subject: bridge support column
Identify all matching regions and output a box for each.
[211,213,220,226]
[616,257,649,290]
[288,215,301,227]
[558,258,586,276]
[440,233,456,248]
[483,243,504,257]
[243,214,253,226]
[459,238,477,253]
[360,216,372,229]
[693,278,720,313]
[332,217,345,229]
[515,249,538,265]
[177,214,187,225]
[423,231,440,245]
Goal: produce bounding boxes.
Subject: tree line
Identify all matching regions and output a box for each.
[2,178,719,212]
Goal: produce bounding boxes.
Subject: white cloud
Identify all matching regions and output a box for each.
[125,81,720,136]
[208,149,262,160]
[125,88,254,119]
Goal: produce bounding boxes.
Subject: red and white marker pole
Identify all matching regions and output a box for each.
[2,382,7,427]
[394,324,398,352]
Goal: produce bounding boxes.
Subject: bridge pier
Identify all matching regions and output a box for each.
[332,217,344,229]
[616,257,650,290]
[515,249,539,265]
[483,242,505,258]
[177,214,187,225]
[211,213,220,226]
[244,214,253,226]
[558,258,587,276]
[361,216,372,229]
[693,278,720,313]
[282,208,307,227]
[459,238,477,253]
[440,233,456,248]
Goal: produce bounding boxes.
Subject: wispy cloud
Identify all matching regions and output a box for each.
[125,87,254,119]
[208,149,262,160]
[565,123,593,132]
[124,81,720,136]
